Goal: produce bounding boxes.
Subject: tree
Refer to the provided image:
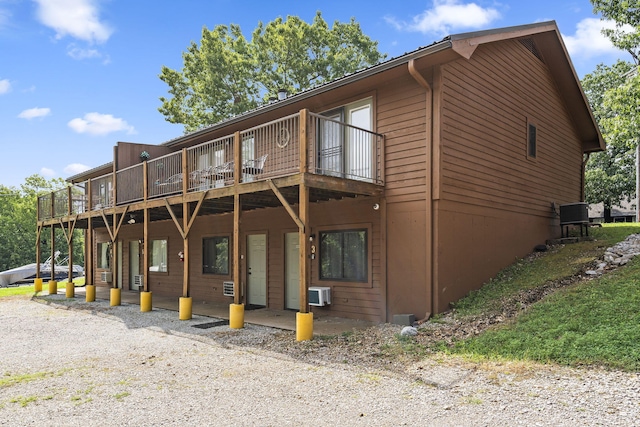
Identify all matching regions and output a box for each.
[582,1,640,218]
[583,61,637,217]
[159,12,385,132]
[0,175,84,273]
[591,0,640,63]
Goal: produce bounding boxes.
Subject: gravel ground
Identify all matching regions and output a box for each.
[1,294,639,426]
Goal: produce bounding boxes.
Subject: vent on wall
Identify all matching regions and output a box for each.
[223,281,235,297]
[519,38,543,62]
[133,275,144,290]
[101,271,113,283]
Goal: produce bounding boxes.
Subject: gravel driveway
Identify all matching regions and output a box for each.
[1,295,638,426]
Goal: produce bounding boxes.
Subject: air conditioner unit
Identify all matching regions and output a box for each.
[101,271,113,283]
[308,286,331,306]
[133,275,144,290]
[223,281,235,297]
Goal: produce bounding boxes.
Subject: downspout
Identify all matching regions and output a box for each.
[408,59,437,319]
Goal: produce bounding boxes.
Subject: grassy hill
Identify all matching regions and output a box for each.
[442,224,640,371]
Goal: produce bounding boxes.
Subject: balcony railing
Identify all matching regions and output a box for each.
[38,109,384,220]
[37,184,87,221]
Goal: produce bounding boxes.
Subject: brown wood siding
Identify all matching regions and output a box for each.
[93,196,384,322]
[377,76,428,204]
[435,39,585,312]
[439,39,583,214]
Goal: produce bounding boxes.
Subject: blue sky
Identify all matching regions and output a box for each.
[0,0,632,189]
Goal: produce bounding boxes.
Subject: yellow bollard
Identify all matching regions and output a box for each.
[296,312,314,341]
[140,291,152,312]
[65,281,74,298]
[229,303,245,329]
[34,278,43,293]
[48,280,57,295]
[110,288,121,306]
[179,297,192,320]
[85,284,95,302]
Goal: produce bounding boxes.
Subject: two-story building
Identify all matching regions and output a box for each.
[36,21,604,338]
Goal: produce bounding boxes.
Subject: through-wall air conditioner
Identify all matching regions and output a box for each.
[308,287,331,306]
[223,281,235,297]
[133,275,144,290]
[101,271,113,283]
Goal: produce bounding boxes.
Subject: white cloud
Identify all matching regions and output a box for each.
[562,18,628,60]
[385,0,501,36]
[68,112,136,136]
[40,167,56,178]
[34,0,113,43]
[18,107,51,119]
[0,79,11,94]
[64,163,90,175]
[67,45,101,60]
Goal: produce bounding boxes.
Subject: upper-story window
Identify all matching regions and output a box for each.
[527,118,537,160]
[318,98,373,182]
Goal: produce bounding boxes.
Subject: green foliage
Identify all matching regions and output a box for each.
[582,61,638,209]
[159,12,385,132]
[0,175,84,273]
[582,2,640,210]
[591,0,640,63]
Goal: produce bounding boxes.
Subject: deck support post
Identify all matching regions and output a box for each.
[86,179,95,302]
[230,130,245,329]
[296,110,312,341]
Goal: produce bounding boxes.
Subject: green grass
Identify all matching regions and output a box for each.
[445,224,640,371]
[451,224,640,318]
[0,284,36,298]
[0,276,85,298]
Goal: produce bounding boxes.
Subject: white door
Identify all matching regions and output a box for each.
[247,234,267,306]
[285,232,300,310]
[129,241,140,291]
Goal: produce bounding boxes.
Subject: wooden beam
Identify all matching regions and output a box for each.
[35,225,42,279]
[87,180,93,287]
[185,191,206,238]
[58,215,78,245]
[298,182,309,312]
[299,109,308,173]
[67,216,75,283]
[100,209,115,242]
[100,206,129,243]
[267,179,304,230]
[234,131,241,184]
[50,224,55,281]
[164,199,186,239]
[233,193,242,305]
[143,207,149,292]
[182,196,190,298]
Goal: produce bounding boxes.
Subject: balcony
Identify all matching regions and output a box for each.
[37,109,384,222]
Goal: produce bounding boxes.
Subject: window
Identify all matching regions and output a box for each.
[203,236,229,275]
[527,121,537,159]
[319,229,367,282]
[97,242,110,269]
[149,239,167,273]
